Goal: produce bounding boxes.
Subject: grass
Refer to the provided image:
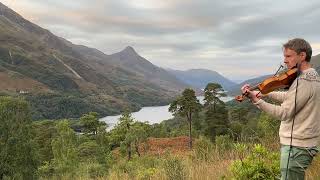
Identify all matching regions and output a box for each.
[38,136,320,180]
[113,142,320,180]
[306,156,320,180]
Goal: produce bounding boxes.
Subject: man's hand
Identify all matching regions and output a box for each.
[240,84,261,103]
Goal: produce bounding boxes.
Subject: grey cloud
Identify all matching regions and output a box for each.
[213,2,320,48]
[3,0,320,81]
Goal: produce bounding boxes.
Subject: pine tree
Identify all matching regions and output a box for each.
[169,88,202,149]
[51,120,79,174]
[203,83,229,141]
[204,83,226,112]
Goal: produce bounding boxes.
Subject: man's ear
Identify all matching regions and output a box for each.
[300,52,307,61]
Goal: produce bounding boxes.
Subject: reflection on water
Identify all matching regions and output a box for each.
[100,96,234,129]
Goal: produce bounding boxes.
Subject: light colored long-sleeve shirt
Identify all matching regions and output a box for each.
[254,68,320,147]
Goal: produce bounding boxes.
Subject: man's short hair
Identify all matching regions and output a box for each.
[283,38,312,62]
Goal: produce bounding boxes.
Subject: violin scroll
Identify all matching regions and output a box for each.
[235,95,244,102]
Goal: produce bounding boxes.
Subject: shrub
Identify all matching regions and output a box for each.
[0,96,38,179]
[111,155,161,178]
[193,136,213,161]
[230,144,280,180]
[163,156,186,180]
[115,160,137,177]
[137,168,158,180]
[233,143,247,162]
[78,141,105,162]
[87,163,106,178]
[37,161,54,178]
[257,113,280,140]
[215,135,233,153]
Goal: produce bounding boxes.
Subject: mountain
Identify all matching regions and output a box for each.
[108,46,190,93]
[0,2,190,120]
[166,68,237,91]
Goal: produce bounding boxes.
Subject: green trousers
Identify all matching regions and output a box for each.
[280,145,318,180]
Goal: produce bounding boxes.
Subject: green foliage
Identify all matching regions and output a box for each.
[240,117,260,142]
[114,159,137,176]
[36,116,112,178]
[96,125,112,156]
[110,113,150,160]
[78,141,102,161]
[129,122,149,156]
[111,111,148,160]
[78,139,112,166]
[230,144,280,180]
[137,167,158,180]
[51,120,79,175]
[112,155,161,178]
[169,88,202,148]
[229,106,250,124]
[80,112,106,135]
[234,143,248,163]
[0,96,38,180]
[86,162,106,179]
[229,121,244,141]
[257,113,280,140]
[149,117,189,138]
[169,88,202,119]
[202,82,230,141]
[204,82,226,111]
[37,161,54,178]
[193,136,214,162]
[205,105,229,140]
[163,156,187,180]
[32,120,57,164]
[215,135,233,153]
[111,111,134,140]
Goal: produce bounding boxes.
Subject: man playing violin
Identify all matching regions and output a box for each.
[241,38,320,180]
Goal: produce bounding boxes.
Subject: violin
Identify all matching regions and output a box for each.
[235,68,298,102]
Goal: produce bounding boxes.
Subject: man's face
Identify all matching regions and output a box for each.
[283,48,303,69]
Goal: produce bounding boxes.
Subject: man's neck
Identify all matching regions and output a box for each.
[300,61,311,72]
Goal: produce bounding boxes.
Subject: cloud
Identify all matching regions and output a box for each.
[2,0,320,80]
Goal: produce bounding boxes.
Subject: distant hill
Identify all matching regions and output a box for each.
[166,69,237,91]
[0,2,190,119]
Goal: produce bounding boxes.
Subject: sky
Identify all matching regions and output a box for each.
[2,0,320,82]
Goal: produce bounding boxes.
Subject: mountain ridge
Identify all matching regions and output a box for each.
[0,2,190,119]
[166,68,237,91]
